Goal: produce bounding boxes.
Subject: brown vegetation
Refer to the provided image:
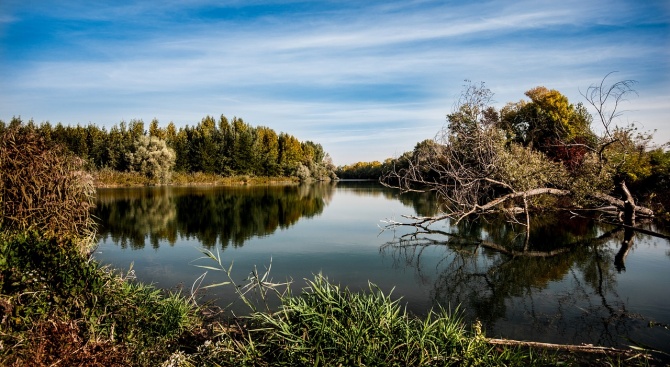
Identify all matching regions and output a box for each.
[0,126,95,249]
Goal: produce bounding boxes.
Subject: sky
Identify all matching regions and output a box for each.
[1,0,668,165]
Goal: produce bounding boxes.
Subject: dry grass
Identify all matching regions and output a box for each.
[0,126,95,251]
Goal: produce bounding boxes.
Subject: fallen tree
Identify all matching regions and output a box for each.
[381,78,656,233]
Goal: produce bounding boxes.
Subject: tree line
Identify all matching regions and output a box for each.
[0,115,337,183]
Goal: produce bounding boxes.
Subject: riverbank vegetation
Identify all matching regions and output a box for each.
[0,114,337,186]
[1,118,659,365]
[380,76,670,229]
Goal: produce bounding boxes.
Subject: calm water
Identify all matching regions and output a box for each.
[93,181,670,353]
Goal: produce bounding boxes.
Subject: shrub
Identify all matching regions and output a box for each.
[126,135,176,184]
[0,126,95,249]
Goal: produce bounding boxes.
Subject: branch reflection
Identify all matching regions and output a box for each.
[380,214,664,349]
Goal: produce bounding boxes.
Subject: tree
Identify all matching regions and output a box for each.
[171,127,191,172]
[256,126,280,176]
[278,133,303,175]
[126,136,176,184]
[500,87,595,169]
[193,116,220,173]
[149,118,166,140]
[382,79,653,235]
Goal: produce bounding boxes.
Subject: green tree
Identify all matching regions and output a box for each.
[172,127,191,172]
[278,133,303,175]
[500,87,595,168]
[149,118,166,140]
[256,126,280,176]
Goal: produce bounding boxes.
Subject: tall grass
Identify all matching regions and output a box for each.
[181,252,559,367]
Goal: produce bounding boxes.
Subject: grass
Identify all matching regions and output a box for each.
[187,275,525,367]
[0,231,200,366]
[175,274,653,367]
[177,251,660,367]
[93,168,299,187]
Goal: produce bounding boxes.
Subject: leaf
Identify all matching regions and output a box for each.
[202,281,232,289]
[193,265,223,271]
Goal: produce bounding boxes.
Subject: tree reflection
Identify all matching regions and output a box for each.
[95,183,335,249]
[380,214,657,348]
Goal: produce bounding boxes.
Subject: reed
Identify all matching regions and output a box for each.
[184,251,564,367]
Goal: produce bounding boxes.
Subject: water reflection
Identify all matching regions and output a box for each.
[381,214,670,352]
[95,183,335,249]
[331,180,440,217]
[95,181,439,250]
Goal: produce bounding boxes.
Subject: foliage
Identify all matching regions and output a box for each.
[496,143,569,193]
[0,127,199,365]
[295,163,311,181]
[382,78,668,224]
[126,135,176,184]
[499,86,595,168]
[601,126,654,183]
[0,125,96,250]
[337,159,394,179]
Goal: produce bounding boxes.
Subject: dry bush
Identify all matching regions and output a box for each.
[0,126,95,248]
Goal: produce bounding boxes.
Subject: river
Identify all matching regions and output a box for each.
[93,181,670,353]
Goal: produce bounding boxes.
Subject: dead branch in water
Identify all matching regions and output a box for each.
[487,338,652,359]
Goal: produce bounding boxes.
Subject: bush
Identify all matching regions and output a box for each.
[295,163,311,182]
[0,126,95,250]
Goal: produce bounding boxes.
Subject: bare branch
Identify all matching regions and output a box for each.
[580,71,638,141]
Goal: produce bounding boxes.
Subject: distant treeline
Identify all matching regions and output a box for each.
[336,160,391,180]
[0,116,336,180]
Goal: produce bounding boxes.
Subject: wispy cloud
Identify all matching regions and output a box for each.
[1,0,668,164]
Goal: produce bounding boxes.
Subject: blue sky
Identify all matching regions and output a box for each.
[1,0,668,165]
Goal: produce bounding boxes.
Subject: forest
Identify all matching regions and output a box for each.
[0,115,337,184]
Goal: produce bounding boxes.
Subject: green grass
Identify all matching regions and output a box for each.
[178,273,557,367]
[171,250,660,367]
[0,231,200,366]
